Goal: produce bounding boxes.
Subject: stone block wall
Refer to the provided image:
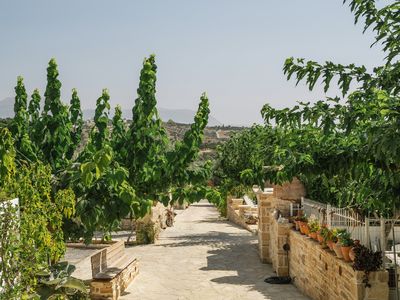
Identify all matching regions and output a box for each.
[257,192,274,263]
[271,177,306,200]
[269,216,292,276]
[288,231,388,300]
[227,197,257,233]
[90,258,139,300]
[256,180,389,300]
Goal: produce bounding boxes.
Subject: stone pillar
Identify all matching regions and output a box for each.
[257,191,274,263]
[270,216,292,276]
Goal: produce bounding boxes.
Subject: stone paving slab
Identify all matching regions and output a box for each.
[121,200,309,300]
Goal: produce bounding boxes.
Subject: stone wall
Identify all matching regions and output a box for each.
[257,192,274,263]
[289,231,388,300]
[90,258,139,300]
[270,216,292,276]
[270,177,306,200]
[256,180,389,300]
[227,197,257,233]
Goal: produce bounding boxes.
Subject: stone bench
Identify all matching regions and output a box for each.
[90,240,139,300]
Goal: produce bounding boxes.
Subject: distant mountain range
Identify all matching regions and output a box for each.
[0,97,222,126]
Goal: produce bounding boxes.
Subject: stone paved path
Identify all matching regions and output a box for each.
[121,201,309,300]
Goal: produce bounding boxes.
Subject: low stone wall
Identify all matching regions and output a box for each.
[256,181,389,300]
[289,231,388,300]
[90,259,139,300]
[227,197,257,233]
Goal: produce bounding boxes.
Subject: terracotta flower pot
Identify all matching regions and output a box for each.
[327,240,335,251]
[309,232,317,240]
[349,247,356,261]
[300,223,309,235]
[299,222,306,234]
[341,246,352,262]
[303,225,310,235]
[317,234,324,244]
[349,240,360,262]
[333,242,343,258]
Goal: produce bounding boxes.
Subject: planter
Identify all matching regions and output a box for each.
[349,247,356,262]
[299,222,309,235]
[349,240,360,262]
[309,232,317,240]
[333,242,343,258]
[341,246,352,262]
[327,240,335,251]
[317,233,324,244]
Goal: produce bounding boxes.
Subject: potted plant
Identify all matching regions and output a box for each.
[318,225,330,247]
[337,230,354,262]
[332,229,344,258]
[320,226,336,250]
[308,219,320,240]
[294,214,305,231]
[298,216,308,235]
[352,245,383,287]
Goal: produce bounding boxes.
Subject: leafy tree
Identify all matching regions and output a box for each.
[0,128,76,298]
[28,88,42,146]
[68,88,83,159]
[125,55,169,201]
[10,77,36,161]
[41,58,73,171]
[111,105,127,161]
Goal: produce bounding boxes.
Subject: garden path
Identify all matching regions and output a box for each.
[121,200,309,300]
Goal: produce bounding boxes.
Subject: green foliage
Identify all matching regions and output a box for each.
[111,105,127,161]
[41,58,74,171]
[0,129,76,298]
[28,89,42,146]
[91,89,110,151]
[34,262,88,299]
[125,55,169,200]
[215,1,400,217]
[11,76,36,161]
[0,128,16,183]
[6,54,212,243]
[68,88,83,159]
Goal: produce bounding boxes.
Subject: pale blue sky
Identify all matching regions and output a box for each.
[0,1,385,125]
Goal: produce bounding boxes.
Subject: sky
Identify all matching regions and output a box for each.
[0,0,386,125]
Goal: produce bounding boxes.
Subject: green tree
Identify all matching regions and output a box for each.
[41,58,73,171]
[111,105,127,160]
[11,77,36,161]
[68,88,83,159]
[125,55,169,201]
[28,88,42,146]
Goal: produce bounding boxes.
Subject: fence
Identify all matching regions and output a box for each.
[300,197,389,250]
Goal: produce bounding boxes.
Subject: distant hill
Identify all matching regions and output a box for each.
[0,97,222,126]
[81,107,221,126]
